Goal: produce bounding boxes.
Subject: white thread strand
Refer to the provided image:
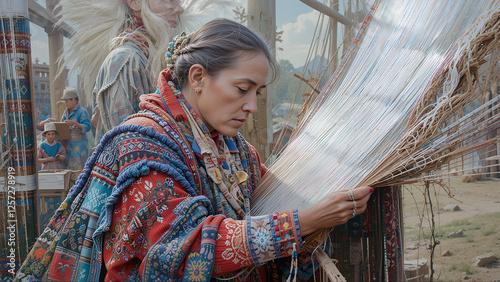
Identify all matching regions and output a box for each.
[252,0,500,215]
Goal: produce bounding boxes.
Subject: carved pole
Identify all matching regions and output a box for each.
[0,0,39,278]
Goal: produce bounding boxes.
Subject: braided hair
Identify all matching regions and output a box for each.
[165,18,278,88]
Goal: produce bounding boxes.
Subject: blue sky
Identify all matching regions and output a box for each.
[29,0,318,87]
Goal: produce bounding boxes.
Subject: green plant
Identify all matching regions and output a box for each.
[449,262,474,275]
[447,219,472,227]
[419,228,446,240]
[481,226,496,236]
[467,225,481,231]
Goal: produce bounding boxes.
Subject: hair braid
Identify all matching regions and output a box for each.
[165,32,193,70]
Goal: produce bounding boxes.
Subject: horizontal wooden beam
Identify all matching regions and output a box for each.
[299,0,354,26]
[28,0,72,37]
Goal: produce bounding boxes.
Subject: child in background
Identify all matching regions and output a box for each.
[38,122,66,170]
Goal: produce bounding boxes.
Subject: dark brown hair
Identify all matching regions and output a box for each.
[170,18,278,87]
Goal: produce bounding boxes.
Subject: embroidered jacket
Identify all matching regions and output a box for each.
[16,70,312,282]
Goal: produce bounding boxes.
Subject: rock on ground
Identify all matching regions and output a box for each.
[443,204,461,211]
[442,250,451,257]
[447,229,464,238]
[474,253,497,267]
[404,258,429,280]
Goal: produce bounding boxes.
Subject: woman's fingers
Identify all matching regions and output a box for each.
[352,186,374,200]
[345,187,373,218]
[298,187,375,236]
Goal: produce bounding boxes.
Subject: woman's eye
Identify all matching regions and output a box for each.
[237,87,248,93]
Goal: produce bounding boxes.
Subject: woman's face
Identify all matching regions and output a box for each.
[194,52,270,137]
[148,0,184,28]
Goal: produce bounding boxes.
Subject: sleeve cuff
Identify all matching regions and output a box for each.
[245,210,304,266]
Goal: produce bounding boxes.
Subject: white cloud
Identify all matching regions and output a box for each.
[211,0,246,22]
[184,0,246,30]
[277,10,321,68]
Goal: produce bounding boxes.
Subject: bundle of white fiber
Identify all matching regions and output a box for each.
[252,0,500,215]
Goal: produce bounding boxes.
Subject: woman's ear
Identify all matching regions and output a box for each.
[127,0,142,15]
[188,64,206,93]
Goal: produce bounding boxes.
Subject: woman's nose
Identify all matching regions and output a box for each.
[243,94,258,114]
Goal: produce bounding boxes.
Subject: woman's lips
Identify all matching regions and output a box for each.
[234,119,246,127]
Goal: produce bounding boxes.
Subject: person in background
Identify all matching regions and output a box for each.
[55,0,220,143]
[37,122,66,170]
[60,87,91,171]
[37,112,56,132]
[15,19,373,281]
[39,106,51,122]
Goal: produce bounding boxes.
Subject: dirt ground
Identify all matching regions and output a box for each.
[402,177,500,282]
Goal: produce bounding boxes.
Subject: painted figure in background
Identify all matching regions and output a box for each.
[60,88,91,170]
[37,122,66,170]
[55,0,220,144]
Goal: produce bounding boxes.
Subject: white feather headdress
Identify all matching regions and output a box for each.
[55,0,232,104]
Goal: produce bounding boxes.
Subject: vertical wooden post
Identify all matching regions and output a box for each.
[487,82,499,178]
[330,0,338,72]
[245,0,275,159]
[45,0,66,121]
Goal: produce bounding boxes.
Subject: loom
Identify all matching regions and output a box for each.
[252,0,500,215]
[253,0,500,280]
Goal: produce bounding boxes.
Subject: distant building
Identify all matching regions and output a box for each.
[32,58,69,123]
[272,122,295,153]
[270,102,302,160]
[272,103,302,119]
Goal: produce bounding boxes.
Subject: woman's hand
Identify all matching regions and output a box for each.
[297,187,374,236]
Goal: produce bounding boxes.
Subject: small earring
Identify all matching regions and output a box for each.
[195,88,201,94]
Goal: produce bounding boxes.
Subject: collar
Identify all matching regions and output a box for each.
[157,70,186,122]
[132,15,144,27]
[44,140,57,146]
[67,103,80,115]
[156,69,221,144]
[118,15,150,58]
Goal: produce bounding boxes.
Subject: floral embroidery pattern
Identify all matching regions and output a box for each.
[220,220,251,266]
[185,253,210,281]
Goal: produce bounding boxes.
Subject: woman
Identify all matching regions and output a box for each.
[16,19,373,281]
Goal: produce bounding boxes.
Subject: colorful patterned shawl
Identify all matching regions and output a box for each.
[16,70,319,281]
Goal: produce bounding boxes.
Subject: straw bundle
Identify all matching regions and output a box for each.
[251,0,500,215]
